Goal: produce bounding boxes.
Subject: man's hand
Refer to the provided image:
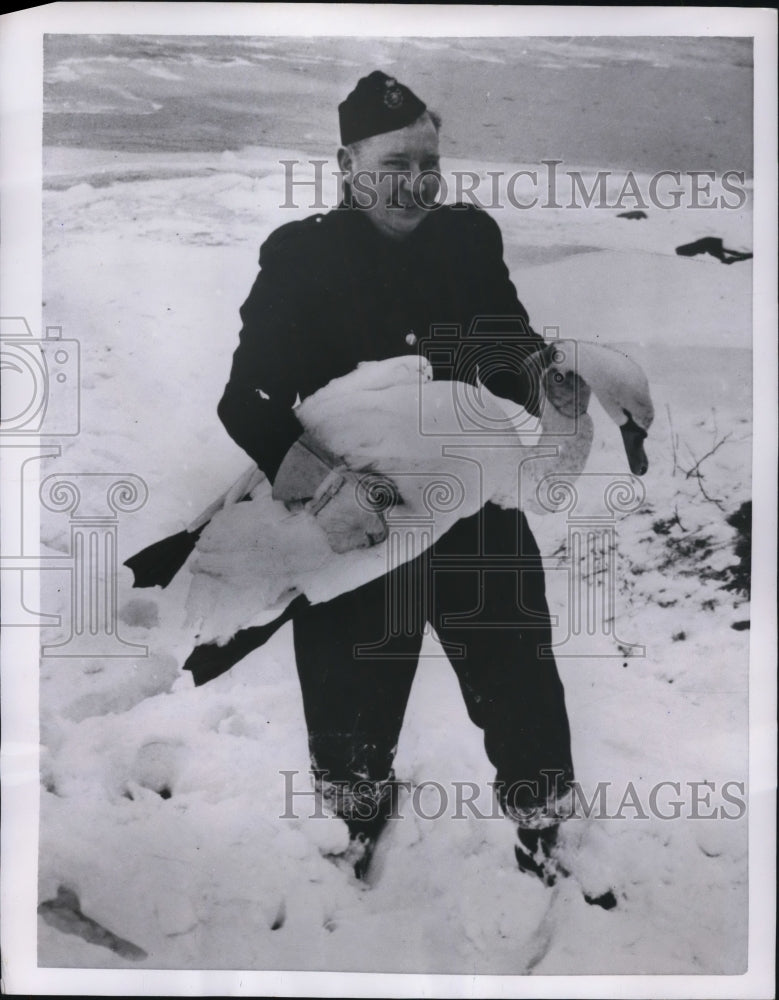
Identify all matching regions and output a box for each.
[544,366,591,419]
[310,469,390,554]
[272,434,394,553]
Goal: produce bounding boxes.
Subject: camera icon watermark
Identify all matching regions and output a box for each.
[0,317,80,436]
[418,320,578,439]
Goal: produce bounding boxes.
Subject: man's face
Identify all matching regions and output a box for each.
[338,113,441,241]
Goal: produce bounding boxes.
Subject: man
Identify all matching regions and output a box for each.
[218,71,576,886]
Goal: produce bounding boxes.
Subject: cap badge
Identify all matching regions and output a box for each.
[383,79,404,109]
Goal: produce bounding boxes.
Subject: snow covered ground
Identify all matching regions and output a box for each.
[33,144,754,975]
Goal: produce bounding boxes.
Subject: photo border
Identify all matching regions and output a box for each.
[1,4,775,997]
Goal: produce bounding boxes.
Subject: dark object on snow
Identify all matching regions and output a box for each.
[675,237,752,264]
[721,500,751,597]
[584,888,618,910]
[38,886,148,961]
[616,210,647,220]
[123,525,206,589]
[183,596,308,686]
[731,620,750,631]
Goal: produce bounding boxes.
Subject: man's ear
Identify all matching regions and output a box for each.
[337,146,353,177]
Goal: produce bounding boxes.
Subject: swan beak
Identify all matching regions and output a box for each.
[620,414,649,476]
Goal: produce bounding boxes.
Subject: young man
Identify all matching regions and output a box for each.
[218,71,575,885]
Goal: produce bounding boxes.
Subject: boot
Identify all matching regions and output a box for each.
[342,829,379,881]
[515,825,618,909]
[514,824,568,887]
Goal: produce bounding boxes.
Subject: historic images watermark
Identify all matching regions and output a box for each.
[280,159,749,212]
[279,769,748,823]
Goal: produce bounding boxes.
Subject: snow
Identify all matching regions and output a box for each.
[37,146,751,974]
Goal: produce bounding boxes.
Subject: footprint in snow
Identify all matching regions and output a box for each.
[128,740,181,799]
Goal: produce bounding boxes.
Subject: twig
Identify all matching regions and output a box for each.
[665,403,680,477]
[683,432,733,480]
[695,475,726,510]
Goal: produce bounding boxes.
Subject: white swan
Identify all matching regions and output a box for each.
[533,339,653,477]
[539,339,653,476]
[183,345,654,644]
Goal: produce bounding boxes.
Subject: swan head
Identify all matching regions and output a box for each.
[620,411,650,476]
[603,358,654,477]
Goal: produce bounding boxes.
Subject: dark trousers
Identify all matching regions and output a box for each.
[292,503,573,832]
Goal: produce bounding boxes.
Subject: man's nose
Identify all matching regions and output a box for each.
[407,165,439,194]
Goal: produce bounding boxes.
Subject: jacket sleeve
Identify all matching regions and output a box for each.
[217,235,310,483]
[465,209,548,416]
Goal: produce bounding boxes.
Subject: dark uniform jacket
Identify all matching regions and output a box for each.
[218,202,546,481]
